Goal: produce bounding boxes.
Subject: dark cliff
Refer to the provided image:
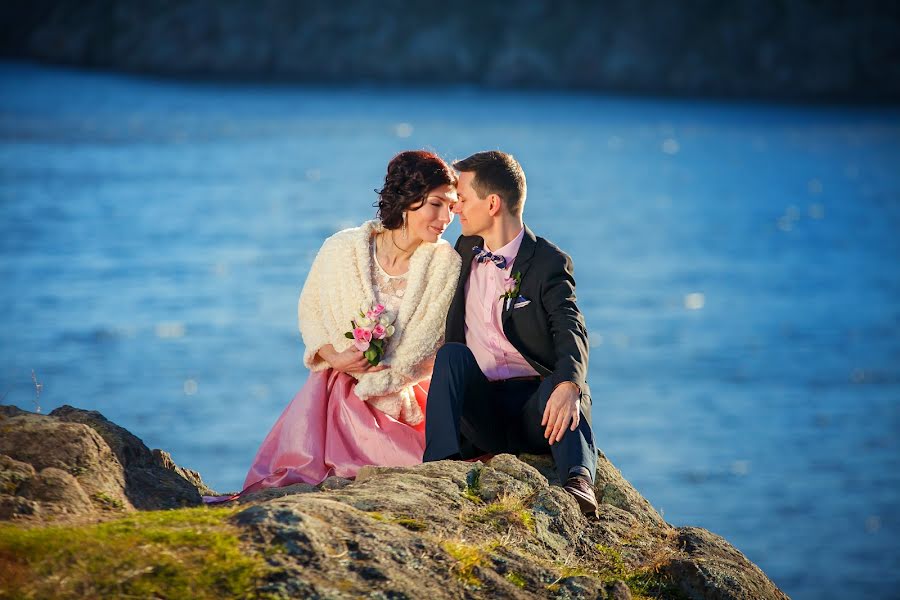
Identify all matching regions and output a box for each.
[1,0,898,102]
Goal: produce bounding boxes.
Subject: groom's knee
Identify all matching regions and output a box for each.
[435,343,477,371]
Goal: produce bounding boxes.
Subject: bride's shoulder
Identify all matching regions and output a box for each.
[430,238,462,267]
[319,221,372,252]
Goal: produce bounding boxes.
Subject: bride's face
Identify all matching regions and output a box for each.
[405,184,457,244]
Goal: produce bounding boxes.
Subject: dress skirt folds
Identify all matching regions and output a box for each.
[236,368,427,496]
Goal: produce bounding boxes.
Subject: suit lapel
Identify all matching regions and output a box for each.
[454,235,481,304]
[450,228,537,335]
[502,225,537,326]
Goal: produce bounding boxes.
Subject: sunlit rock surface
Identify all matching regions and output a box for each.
[0,404,788,599]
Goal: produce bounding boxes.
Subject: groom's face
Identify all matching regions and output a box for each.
[454,171,492,237]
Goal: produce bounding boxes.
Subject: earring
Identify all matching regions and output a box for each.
[401,212,408,240]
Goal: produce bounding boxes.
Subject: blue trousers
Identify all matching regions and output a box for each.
[423,343,597,485]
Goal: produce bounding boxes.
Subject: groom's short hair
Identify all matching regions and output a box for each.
[453,151,526,217]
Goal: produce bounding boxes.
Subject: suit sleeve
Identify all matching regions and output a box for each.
[540,251,590,395]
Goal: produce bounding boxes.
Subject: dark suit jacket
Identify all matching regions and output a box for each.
[445,225,591,401]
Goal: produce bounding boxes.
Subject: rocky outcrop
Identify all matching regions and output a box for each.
[0,404,789,598]
[0,1,898,102]
[224,455,790,599]
[0,404,214,520]
[48,404,216,507]
[661,528,790,600]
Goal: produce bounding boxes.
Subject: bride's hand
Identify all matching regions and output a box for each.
[317,344,389,375]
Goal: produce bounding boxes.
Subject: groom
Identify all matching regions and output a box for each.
[423,150,598,514]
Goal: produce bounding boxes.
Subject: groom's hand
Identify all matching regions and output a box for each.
[541,382,581,444]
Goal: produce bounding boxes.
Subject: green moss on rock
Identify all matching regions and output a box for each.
[0,506,272,599]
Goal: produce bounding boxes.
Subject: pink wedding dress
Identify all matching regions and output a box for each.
[238,371,427,494]
[205,240,426,502]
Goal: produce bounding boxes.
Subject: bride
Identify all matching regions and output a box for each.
[225,151,461,496]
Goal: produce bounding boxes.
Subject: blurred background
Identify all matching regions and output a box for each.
[1,2,898,598]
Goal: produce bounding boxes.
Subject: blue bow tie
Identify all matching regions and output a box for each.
[472,245,508,269]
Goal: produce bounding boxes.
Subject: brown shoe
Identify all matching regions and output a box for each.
[563,475,598,515]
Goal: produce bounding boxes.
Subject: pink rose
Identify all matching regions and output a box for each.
[353,327,372,351]
[372,323,387,339]
[503,277,517,291]
[366,304,386,320]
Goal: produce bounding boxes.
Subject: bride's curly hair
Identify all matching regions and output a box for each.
[375,151,457,230]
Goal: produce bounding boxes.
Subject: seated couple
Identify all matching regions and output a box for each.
[219,150,597,514]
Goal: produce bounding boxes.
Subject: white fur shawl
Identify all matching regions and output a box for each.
[297,219,461,425]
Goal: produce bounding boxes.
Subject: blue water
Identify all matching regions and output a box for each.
[1,61,898,599]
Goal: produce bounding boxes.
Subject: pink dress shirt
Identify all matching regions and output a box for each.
[464,227,541,381]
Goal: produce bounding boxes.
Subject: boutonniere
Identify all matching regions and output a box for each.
[499,271,522,310]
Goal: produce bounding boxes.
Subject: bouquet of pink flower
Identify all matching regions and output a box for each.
[344,303,396,366]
